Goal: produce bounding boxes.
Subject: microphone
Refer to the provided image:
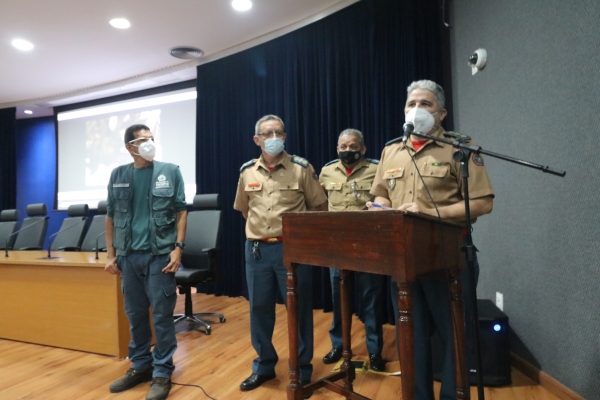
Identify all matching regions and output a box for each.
[43,218,87,260]
[95,231,106,260]
[5,216,49,257]
[402,121,414,143]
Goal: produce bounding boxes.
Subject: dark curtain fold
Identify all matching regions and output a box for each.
[0,108,17,211]
[195,0,448,321]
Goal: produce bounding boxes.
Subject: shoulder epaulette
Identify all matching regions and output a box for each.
[365,158,379,165]
[239,159,256,172]
[291,155,309,168]
[324,159,339,167]
[385,137,403,146]
[443,131,472,142]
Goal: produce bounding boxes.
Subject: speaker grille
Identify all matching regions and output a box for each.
[169,46,204,60]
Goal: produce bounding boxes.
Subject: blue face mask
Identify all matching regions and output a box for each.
[264,138,285,156]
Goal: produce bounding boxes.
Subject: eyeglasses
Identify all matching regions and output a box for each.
[257,131,285,140]
[128,137,155,145]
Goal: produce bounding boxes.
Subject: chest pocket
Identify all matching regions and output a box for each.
[423,165,449,178]
[279,182,299,204]
[325,182,342,191]
[344,181,372,193]
[382,168,404,181]
[245,183,263,192]
[152,188,174,213]
[114,189,130,213]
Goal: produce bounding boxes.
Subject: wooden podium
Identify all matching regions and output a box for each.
[283,210,469,400]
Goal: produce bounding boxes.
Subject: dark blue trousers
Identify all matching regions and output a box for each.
[118,252,178,378]
[391,258,479,400]
[245,240,314,381]
[329,268,386,355]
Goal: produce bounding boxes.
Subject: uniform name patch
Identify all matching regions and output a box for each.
[113,183,129,187]
[155,181,170,188]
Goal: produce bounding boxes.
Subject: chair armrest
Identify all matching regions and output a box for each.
[201,247,219,255]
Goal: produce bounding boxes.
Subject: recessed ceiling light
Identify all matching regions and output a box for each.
[24,110,33,115]
[109,18,131,29]
[231,0,252,12]
[12,39,34,51]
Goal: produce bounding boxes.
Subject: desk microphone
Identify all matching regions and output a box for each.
[42,218,87,260]
[402,122,414,143]
[95,231,106,260]
[5,216,49,257]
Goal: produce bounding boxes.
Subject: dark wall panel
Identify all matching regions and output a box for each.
[450,1,600,397]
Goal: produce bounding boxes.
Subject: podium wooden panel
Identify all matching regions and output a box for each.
[283,211,469,400]
[0,251,130,358]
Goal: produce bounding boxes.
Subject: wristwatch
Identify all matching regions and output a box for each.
[174,242,185,250]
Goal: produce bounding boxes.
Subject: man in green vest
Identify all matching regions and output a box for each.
[104,124,187,400]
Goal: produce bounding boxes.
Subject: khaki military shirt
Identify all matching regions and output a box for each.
[370,128,494,221]
[234,151,327,240]
[319,158,379,211]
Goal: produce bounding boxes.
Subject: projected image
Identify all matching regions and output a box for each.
[56,88,197,210]
[84,110,162,187]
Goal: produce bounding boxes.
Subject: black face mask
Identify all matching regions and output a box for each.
[338,150,362,165]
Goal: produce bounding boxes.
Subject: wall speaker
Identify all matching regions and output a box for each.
[432,299,511,386]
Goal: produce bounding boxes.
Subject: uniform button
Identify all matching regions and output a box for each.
[269,192,273,194]
[411,173,413,176]
[409,191,412,194]
[267,208,271,211]
[268,226,271,229]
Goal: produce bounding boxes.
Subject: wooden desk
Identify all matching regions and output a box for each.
[0,251,130,358]
[283,211,469,400]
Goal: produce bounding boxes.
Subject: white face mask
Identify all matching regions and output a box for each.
[405,107,436,134]
[130,139,156,161]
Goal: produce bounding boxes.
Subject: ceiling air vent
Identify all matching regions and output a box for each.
[169,46,204,60]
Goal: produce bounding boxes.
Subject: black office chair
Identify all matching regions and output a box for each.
[50,204,89,251]
[13,203,49,250]
[80,200,107,252]
[0,209,20,250]
[174,194,226,335]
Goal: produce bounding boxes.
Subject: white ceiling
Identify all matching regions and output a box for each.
[0,0,358,118]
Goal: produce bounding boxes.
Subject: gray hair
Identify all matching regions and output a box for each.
[338,128,364,146]
[406,80,446,110]
[255,114,285,136]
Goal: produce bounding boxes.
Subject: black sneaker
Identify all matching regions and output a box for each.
[146,377,172,400]
[109,367,153,393]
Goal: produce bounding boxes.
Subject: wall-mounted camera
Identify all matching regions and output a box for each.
[468,48,487,75]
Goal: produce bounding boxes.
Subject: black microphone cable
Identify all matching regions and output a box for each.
[171,381,217,399]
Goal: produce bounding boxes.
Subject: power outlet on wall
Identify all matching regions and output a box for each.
[496,292,504,311]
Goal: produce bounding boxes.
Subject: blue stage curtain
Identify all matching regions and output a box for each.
[0,108,17,211]
[195,0,447,315]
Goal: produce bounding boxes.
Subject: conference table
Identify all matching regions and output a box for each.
[0,251,130,358]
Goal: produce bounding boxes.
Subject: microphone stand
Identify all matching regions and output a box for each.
[5,216,49,257]
[95,231,106,260]
[41,218,87,260]
[410,130,565,400]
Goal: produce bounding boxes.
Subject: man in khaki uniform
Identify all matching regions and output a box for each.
[234,114,327,397]
[369,80,494,400]
[318,129,386,372]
